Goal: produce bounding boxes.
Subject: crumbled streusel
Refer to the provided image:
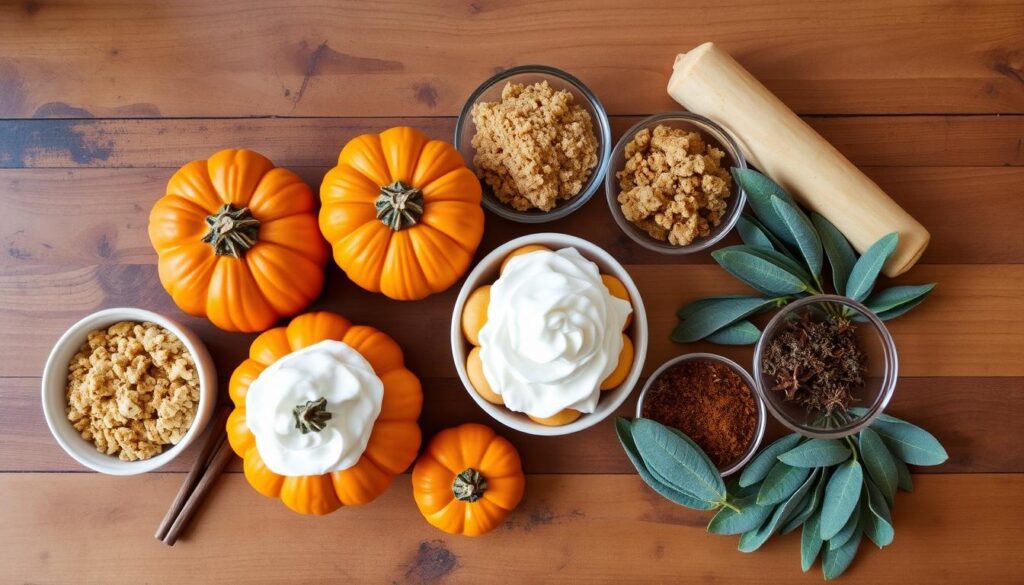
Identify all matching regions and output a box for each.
[616,125,732,246]
[65,321,199,461]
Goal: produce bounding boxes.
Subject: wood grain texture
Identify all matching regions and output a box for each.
[2,473,1022,584]
[0,1,1022,118]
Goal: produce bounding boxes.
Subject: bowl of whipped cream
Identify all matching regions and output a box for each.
[451,233,648,436]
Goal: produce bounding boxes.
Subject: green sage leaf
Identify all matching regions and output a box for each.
[712,246,810,296]
[812,212,857,295]
[736,214,775,251]
[676,295,752,319]
[865,284,937,314]
[771,196,823,279]
[847,406,903,425]
[845,232,899,301]
[744,213,799,261]
[631,418,726,505]
[705,320,762,345]
[870,420,949,466]
[820,460,864,540]
[671,296,776,343]
[828,498,861,550]
[894,458,914,492]
[739,468,818,553]
[615,418,716,510]
[778,439,851,468]
[822,527,862,580]
[743,245,815,284]
[801,509,824,572]
[859,427,898,505]
[730,168,797,246]
[707,495,773,535]
[873,295,930,321]
[863,479,895,548]
[757,461,812,505]
[782,466,830,535]
[740,433,802,487]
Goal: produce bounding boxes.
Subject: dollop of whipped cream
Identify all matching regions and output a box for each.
[245,340,383,476]
[478,247,632,418]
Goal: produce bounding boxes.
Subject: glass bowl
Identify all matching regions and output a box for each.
[635,353,766,477]
[453,65,612,223]
[605,112,747,254]
[752,296,899,439]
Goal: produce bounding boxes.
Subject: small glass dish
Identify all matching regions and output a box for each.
[752,295,899,439]
[635,353,766,477]
[605,112,747,254]
[453,65,612,223]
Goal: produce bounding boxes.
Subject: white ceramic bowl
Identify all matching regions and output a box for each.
[451,233,648,436]
[41,308,217,474]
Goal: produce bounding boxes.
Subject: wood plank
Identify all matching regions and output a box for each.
[2,166,1022,268]
[1,473,1021,583]
[0,1,1022,117]
[3,375,1018,474]
[0,263,1020,379]
[2,116,1022,169]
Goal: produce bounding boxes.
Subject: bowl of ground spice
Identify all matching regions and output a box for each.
[455,65,611,223]
[636,353,765,476]
[753,295,898,439]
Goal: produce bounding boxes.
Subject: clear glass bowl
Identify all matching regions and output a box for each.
[605,112,747,254]
[752,296,899,439]
[454,65,612,223]
[635,353,766,477]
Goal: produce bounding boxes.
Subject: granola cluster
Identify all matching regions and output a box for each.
[65,321,200,461]
[471,81,598,212]
[616,125,732,246]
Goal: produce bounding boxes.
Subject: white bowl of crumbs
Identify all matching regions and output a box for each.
[41,308,217,475]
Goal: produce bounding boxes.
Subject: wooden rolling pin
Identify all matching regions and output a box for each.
[667,42,929,277]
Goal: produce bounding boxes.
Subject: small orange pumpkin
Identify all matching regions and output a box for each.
[319,127,484,300]
[412,423,525,535]
[227,311,422,515]
[149,149,328,332]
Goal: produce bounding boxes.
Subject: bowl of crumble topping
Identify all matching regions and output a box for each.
[41,308,217,475]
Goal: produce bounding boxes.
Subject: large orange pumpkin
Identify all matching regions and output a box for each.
[319,127,484,300]
[226,312,422,515]
[149,149,328,332]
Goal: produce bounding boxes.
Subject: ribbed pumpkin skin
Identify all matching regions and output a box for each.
[411,423,525,535]
[226,312,423,515]
[319,126,484,301]
[148,149,328,332]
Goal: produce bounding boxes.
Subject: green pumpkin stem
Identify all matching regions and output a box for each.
[292,397,333,434]
[452,468,488,503]
[202,204,261,257]
[375,180,424,231]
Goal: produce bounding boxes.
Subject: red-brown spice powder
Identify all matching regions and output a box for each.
[640,359,757,468]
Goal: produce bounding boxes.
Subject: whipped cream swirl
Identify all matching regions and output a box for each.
[246,340,383,476]
[478,247,632,418]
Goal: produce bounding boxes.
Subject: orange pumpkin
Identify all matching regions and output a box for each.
[412,423,525,535]
[319,127,484,300]
[149,149,328,332]
[226,312,422,515]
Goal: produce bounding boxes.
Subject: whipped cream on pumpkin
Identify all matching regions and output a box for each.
[245,340,383,476]
[478,247,632,418]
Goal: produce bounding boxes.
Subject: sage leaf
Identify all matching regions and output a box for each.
[845,232,899,301]
[859,427,898,505]
[631,418,726,505]
[873,295,930,321]
[744,245,815,284]
[894,458,914,492]
[707,495,773,535]
[771,196,823,279]
[705,320,762,345]
[736,214,776,251]
[757,462,812,505]
[740,433,802,487]
[828,498,861,550]
[615,418,716,510]
[744,213,799,261]
[676,295,752,319]
[870,420,949,466]
[782,466,830,535]
[801,509,824,572]
[671,296,776,343]
[847,406,903,425]
[712,246,810,296]
[778,439,851,468]
[863,479,895,548]
[865,284,937,314]
[822,527,862,580]
[739,468,818,553]
[812,212,857,295]
[730,168,797,247]
[820,460,864,540]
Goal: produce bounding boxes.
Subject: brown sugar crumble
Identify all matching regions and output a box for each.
[65,321,200,461]
[616,125,732,246]
[470,81,598,212]
[640,359,757,468]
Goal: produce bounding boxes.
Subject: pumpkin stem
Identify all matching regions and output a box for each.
[292,397,333,434]
[452,468,488,503]
[203,204,261,257]
[375,180,423,231]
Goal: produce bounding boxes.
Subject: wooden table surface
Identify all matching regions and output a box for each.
[2,1,1023,583]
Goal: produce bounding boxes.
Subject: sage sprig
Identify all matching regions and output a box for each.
[674,168,935,344]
